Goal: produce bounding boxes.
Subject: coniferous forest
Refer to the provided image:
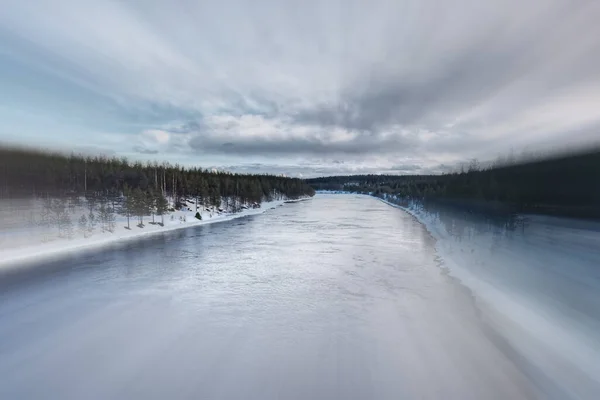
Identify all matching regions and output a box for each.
[0,146,314,237]
[0,146,313,201]
[308,149,600,219]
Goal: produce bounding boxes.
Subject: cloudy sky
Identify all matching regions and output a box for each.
[0,0,599,177]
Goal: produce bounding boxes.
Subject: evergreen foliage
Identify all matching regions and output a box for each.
[308,149,600,219]
[78,214,88,238]
[0,147,314,202]
[155,194,169,226]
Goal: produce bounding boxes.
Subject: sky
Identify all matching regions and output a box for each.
[0,0,599,177]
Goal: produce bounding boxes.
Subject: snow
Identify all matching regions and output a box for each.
[2,192,600,397]
[324,192,600,399]
[0,198,293,270]
[0,193,539,399]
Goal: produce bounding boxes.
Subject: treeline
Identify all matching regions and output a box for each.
[308,148,600,219]
[0,146,314,204]
[17,188,173,243]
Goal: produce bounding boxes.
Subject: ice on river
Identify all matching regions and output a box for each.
[1,194,599,399]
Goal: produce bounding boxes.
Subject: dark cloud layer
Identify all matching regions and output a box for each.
[293,35,527,132]
[1,0,599,176]
[189,130,418,156]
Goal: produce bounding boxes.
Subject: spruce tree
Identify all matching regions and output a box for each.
[155,193,169,226]
[120,186,135,230]
[146,189,157,224]
[132,188,146,227]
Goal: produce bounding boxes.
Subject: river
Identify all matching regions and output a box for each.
[0,194,599,399]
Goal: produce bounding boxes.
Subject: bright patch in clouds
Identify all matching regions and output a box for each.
[0,0,599,176]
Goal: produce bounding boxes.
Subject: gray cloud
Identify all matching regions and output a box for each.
[210,160,455,178]
[189,129,418,156]
[166,120,203,134]
[0,0,599,175]
[390,164,421,172]
[133,146,159,155]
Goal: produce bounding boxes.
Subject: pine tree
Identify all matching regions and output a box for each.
[132,188,146,227]
[51,198,69,238]
[147,190,156,224]
[97,202,108,232]
[87,209,96,236]
[59,212,73,239]
[120,185,135,230]
[155,193,169,226]
[106,206,116,232]
[85,193,96,214]
[78,214,88,238]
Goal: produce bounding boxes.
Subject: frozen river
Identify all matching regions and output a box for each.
[1,194,599,399]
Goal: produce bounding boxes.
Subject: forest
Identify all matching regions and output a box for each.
[308,148,600,219]
[0,146,313,200]
[0,146,314,234]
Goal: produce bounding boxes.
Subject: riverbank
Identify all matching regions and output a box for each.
[317,192,600,398]
[0,193,543,399]
[0,198,302,269]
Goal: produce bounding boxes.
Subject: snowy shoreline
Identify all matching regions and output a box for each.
[316,192,469,281]
[317,192,600,384]
[0,198,309,269]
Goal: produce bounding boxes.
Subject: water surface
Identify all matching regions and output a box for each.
[2,194,590,399]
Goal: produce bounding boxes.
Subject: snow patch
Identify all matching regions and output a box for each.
[0,199,291,270]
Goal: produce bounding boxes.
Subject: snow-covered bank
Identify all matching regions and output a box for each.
[0,194,544,399]
[318,192,600,398]
[0,199,299,269]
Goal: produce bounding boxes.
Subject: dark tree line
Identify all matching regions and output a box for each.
[0,147,314,205]
[308,148,600,219]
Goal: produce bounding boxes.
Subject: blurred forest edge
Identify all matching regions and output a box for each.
[308,148,600,220]
[0,146,314,200]
[0,146,314,235]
